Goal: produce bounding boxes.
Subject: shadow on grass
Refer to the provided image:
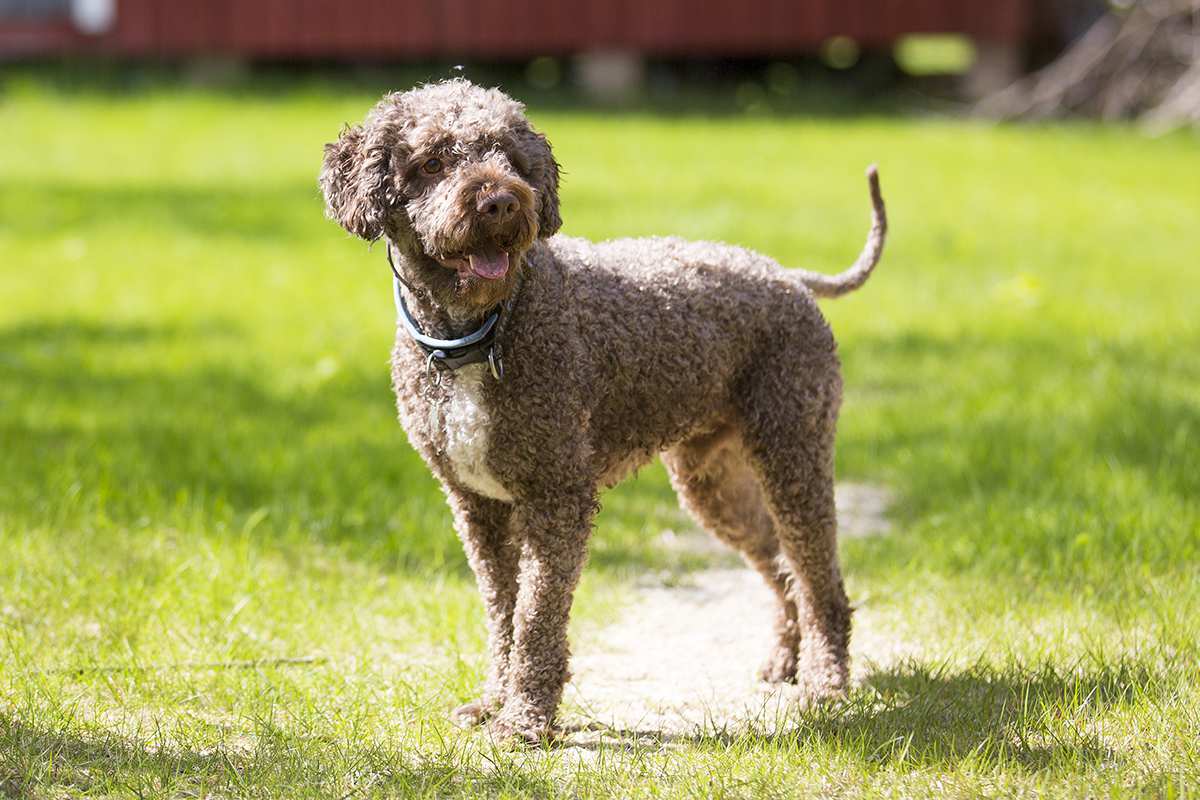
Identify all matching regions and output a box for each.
[0,712,556,798]
[836,328,1200,578]
[841,329,1200,498]
[3,317,1197,581]
[802,658,1135,769]
[6,316,1200,577]
[1,180,319,241]
[576,657,1166,772]
[0,657,1161,796]
[0,317,678,575]
[1,715,232,798]
[1,657,1167,794]
[0,317,449,567]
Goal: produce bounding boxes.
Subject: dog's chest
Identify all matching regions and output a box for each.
[435,364,513,502]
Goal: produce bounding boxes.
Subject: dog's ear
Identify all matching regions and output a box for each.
[537,140,562,238]
[320,123,398,241]
[520,129,561,238]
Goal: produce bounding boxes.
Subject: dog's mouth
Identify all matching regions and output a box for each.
[437,249,510,281]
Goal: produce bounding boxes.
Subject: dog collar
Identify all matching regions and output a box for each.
[387,245,504,380]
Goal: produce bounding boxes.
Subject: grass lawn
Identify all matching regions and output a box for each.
[1,77,1198,798]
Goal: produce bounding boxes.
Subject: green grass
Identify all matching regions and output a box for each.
[1,77,1198,798]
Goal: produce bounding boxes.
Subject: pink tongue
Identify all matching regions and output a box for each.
[467,251,509,280]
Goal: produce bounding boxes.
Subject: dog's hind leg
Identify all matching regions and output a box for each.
[737,358,852,700]
[663,426,801,684]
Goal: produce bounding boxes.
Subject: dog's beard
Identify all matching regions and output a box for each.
[391,239,527,317]
[420,220,538,311]
[443,250,523,310]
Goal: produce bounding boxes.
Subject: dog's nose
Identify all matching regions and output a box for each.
[477,190,519,222]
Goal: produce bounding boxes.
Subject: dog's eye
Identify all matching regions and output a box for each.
[421,158,444,175]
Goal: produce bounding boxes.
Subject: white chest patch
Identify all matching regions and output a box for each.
[439,363,514,502]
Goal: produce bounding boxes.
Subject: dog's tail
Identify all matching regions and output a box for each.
[788,165,887,299]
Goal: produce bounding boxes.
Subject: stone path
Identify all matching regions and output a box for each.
[562,483,908,742]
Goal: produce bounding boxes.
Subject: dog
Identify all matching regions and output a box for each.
[320,79,887,742]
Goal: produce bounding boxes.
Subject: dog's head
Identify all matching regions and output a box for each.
[320,79,561,310]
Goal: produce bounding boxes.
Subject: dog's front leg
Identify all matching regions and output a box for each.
[488,493,595,743]
[446,492,518,727]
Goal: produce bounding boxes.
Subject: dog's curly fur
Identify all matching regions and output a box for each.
[320,79,888,743]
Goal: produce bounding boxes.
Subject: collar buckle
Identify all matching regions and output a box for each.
[487,348,504,381]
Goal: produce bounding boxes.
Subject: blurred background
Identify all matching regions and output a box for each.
[0,0,1131,103]
[3,0,1197,119]
[1,1,1198,796]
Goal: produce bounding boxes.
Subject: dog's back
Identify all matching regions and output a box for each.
[525,234,839,485]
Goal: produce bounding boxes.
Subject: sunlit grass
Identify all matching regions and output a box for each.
[1,78,1198,797]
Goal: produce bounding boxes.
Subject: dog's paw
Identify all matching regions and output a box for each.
[792,648,849,702]
[485,707,557,746]
[756,646,799,684]
[794,676,848,703]
[450,699,493,728]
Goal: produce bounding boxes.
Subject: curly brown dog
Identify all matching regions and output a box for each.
[320,79,887,743]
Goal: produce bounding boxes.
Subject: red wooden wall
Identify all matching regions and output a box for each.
[2,0,1041,59]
